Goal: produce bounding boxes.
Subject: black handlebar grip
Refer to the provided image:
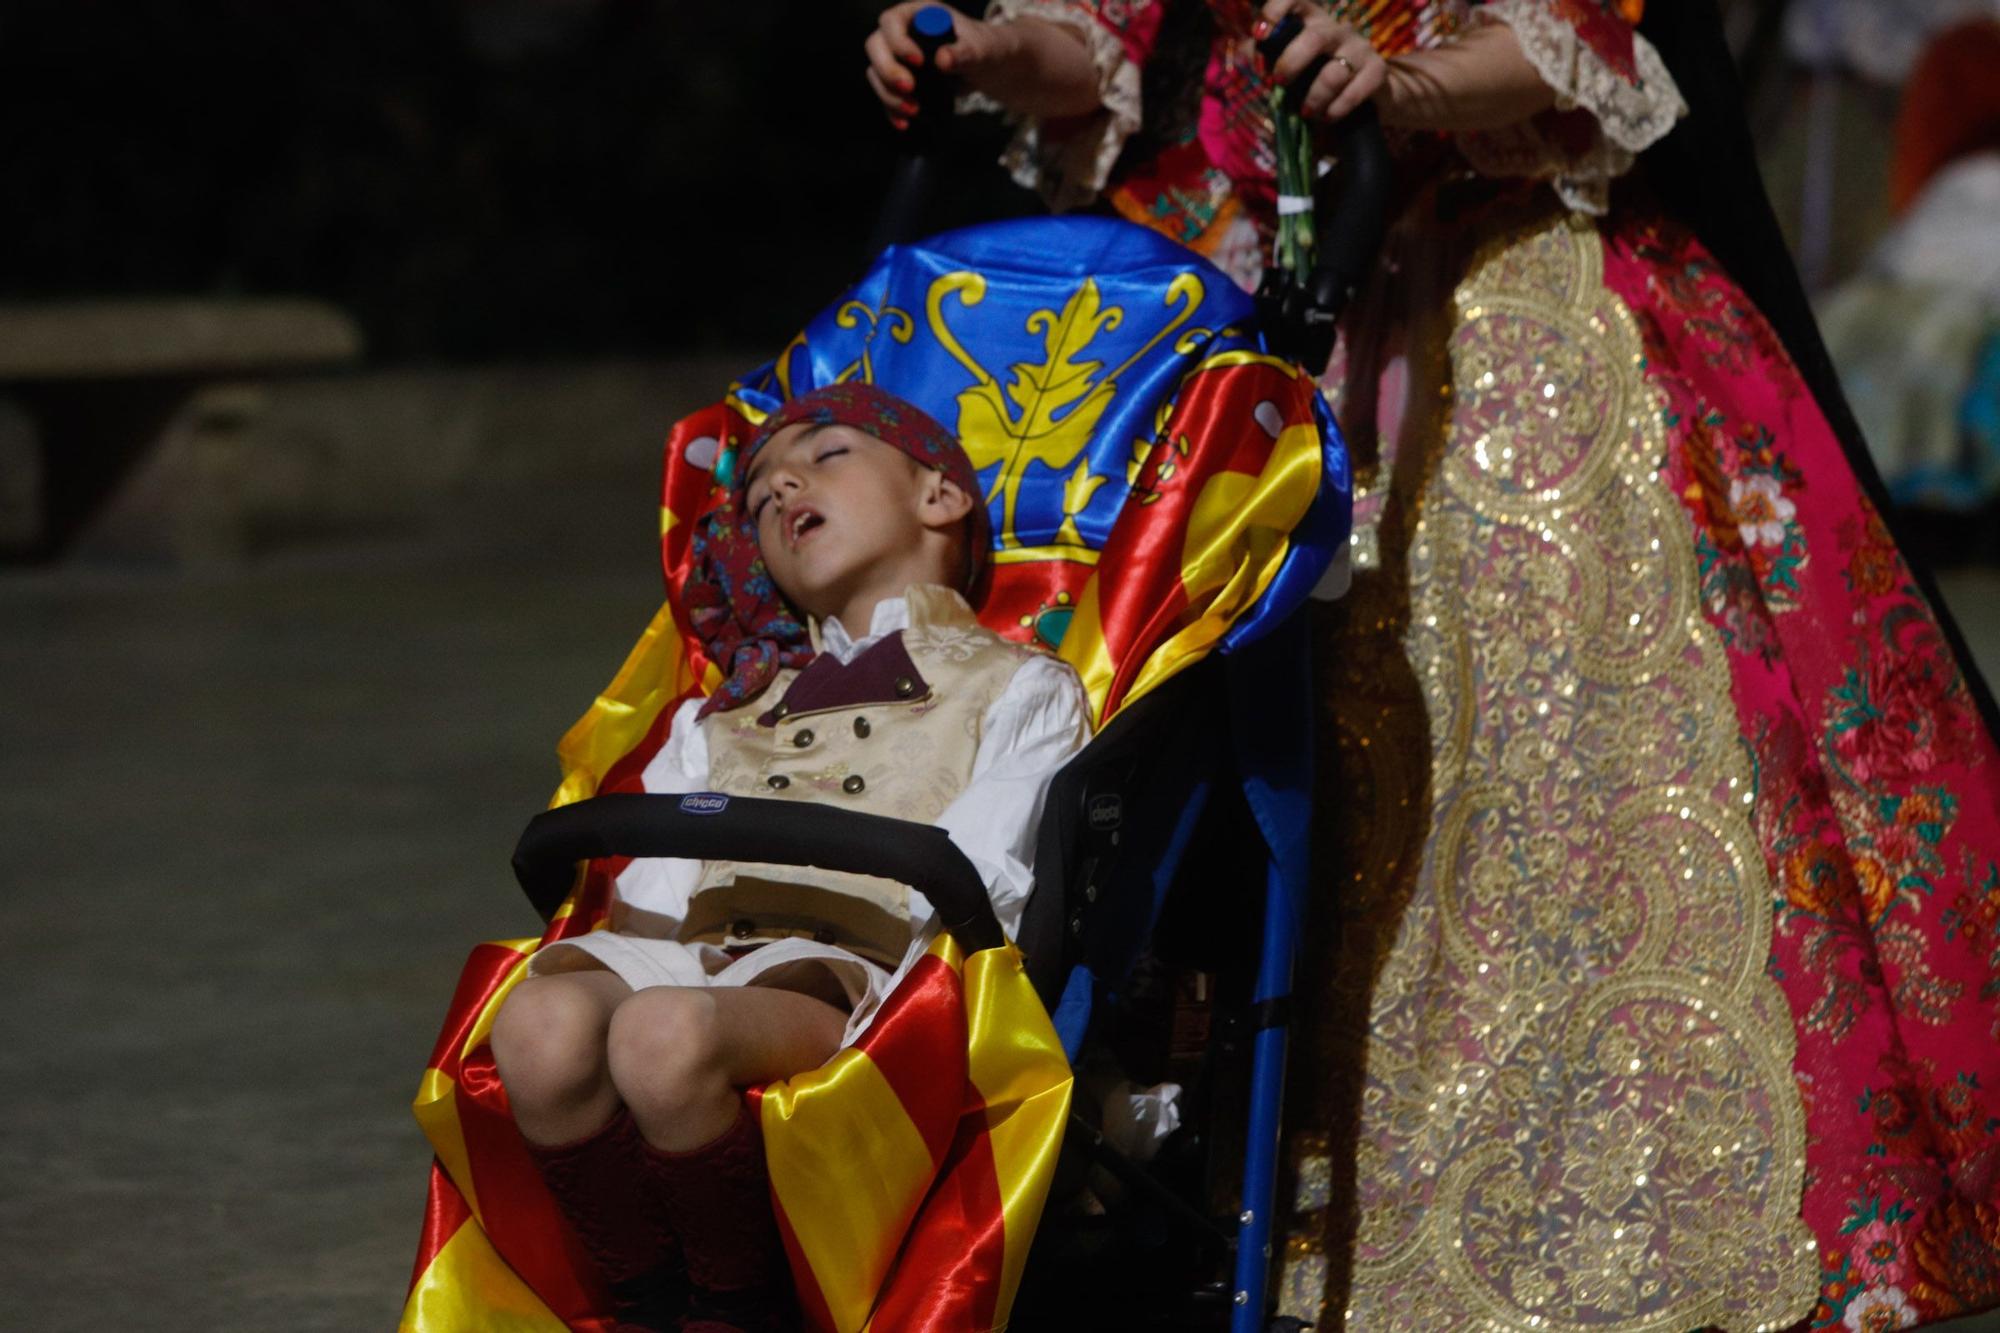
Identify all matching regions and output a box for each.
[1253,11,1392,363]
[907,6,959,138]
[1308,104,1391,338]
[869,5,959,251]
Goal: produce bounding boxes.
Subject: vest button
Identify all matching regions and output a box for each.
[793,728,815,747]
[842,774,866,795]
[767,774,790,790]
[731,918,755,938]
[812,925,836,945]
[893,675,916,698]
[853,716,871,738]
[773,702,790,719]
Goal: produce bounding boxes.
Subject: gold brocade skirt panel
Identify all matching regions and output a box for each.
[1283,195,1818,1331]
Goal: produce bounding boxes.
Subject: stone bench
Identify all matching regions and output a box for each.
[0,298,364,558]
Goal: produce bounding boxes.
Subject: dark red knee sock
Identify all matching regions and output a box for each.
[639,1101,799,1333]
[523,1108,688,1330]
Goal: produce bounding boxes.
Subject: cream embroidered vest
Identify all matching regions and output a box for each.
[682,584,1038,966]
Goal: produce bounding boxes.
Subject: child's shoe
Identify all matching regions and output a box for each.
[524,1108,690,1331]
[641,1101,799,1333]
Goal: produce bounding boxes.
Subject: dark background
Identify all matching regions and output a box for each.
[0,0,1027,361]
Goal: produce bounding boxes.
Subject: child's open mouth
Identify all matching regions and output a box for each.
[788,507,824,547]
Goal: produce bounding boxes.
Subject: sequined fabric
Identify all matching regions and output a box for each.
[1291,198,1819,1331]
[1284,182,2000,1329]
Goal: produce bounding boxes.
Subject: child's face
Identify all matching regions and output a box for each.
[742,422,940,618]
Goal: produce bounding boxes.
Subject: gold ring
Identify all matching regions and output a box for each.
[1331,53,1356,75]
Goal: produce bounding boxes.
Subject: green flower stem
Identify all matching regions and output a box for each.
[1270,88,1317,282]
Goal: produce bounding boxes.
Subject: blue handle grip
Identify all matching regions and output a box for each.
[910,4,956,50]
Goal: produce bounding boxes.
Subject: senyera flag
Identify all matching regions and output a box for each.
[404,927,1068,1333]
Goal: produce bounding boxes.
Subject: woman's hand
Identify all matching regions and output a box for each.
[864,4,1100,127]
[1256,0,1388,122]
[865,3,1019,130]
[1256,2,1558,133]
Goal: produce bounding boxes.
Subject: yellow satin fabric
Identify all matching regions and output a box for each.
[410,940,537,1226]
[404,940,562,1333]
[960,942,1074,1328]
[1053,354,1325,727]
[401,1215,568,1333]
[761,1046,942,1326]
[553,599,704,810]
[1127,417,1321,709]
[759,936,1072,1332]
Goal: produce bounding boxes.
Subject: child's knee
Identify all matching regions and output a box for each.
[605,988,726,1108]
[491,975,613,1101]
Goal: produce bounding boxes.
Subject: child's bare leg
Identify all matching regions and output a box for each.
[491,969,634,1145]
[606,984,846,1150]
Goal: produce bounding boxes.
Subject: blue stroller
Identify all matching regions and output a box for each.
[405,14,1386,1331]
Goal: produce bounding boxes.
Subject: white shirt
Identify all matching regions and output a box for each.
[613,594,1094,945]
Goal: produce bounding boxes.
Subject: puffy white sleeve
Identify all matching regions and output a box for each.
[1455,0,1686,215]
[606,695,711,935]
[930,653,1095,939]
[979,0,1150,211]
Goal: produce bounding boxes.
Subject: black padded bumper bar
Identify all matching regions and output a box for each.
[511,792,1006,955]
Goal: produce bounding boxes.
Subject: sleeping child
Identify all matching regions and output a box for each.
[490,382,1092,1332]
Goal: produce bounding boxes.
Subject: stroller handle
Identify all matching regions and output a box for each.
[1256,14,1394,365]
[511,792,1007,955]
[867,6,960,255]
[907,6,958,128]
[1305,105,1390,327]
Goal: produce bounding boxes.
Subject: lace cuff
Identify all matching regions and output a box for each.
[1454,0,1686,214]
[973,0,1145,212]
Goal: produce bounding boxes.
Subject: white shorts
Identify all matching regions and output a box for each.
[529,931,895,1039]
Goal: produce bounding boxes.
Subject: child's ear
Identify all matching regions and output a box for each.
[921,473,975,530]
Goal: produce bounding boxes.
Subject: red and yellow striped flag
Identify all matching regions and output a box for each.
[756,934,1069,1332]
[404,937,599,1332]
[402,561,1072,1332]
[402,932,1069,1333]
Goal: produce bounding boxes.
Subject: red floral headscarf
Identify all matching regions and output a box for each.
[685,383,989,716]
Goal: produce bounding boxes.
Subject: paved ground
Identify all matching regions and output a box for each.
[4,483,1998,1330]
[0,487,660,1331]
